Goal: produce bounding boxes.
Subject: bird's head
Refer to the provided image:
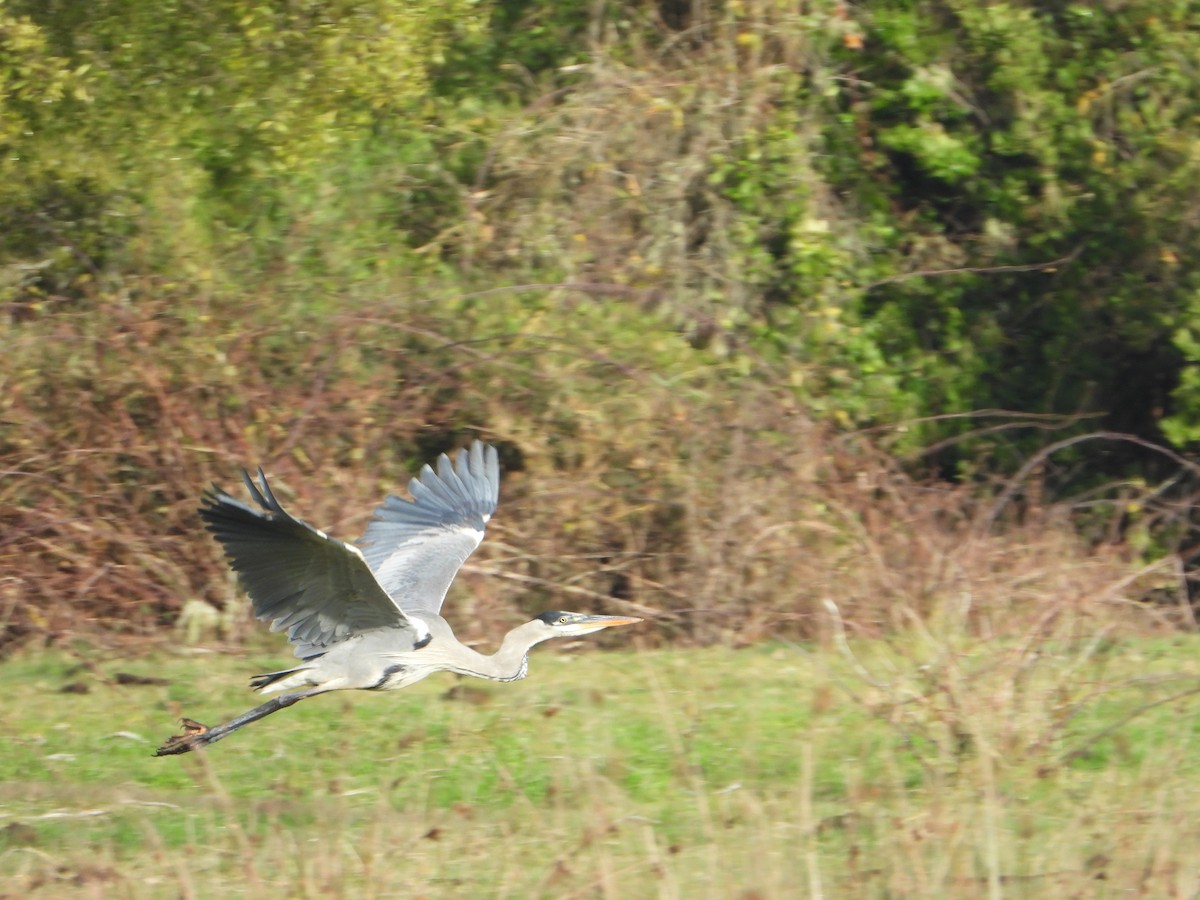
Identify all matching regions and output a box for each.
[532,610,643,638]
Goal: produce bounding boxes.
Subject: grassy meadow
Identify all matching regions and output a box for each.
[3,619,1200,898]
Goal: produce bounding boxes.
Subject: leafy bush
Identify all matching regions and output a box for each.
[824,1,1200,466]
[0,0,485,294]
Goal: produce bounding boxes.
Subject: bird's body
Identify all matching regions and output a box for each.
[252,613,541,696]
[155,441,641,756]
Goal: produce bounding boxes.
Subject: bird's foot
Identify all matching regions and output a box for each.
[154,718,210,756]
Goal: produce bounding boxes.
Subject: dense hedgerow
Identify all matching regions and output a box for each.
[4,1,1200,648]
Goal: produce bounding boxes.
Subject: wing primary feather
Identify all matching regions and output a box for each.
[486,444,500,503]
[255,467,283,513]
[464,445,486,506]
[419,459,461,508]
[239,468,266,509]
[407,475,442,509]
[438,452,471,502]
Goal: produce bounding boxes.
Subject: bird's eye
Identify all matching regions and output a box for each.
[558,615,569,625]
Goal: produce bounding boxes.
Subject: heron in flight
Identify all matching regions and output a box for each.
[155,441,641,756]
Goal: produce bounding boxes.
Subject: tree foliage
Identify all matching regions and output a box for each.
[0,0,484,291]
[834,0,1200,470]
[1,1,1199,454]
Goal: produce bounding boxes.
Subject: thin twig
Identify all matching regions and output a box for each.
[1056,684,1200,767]
[462,564,665,618]
[863,244,1085,291]
[977,431,1200,536]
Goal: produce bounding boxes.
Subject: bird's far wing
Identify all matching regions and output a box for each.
[357,441,500,616]
[200,469,429,659]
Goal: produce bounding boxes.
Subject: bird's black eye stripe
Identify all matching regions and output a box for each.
[414,633,432,650]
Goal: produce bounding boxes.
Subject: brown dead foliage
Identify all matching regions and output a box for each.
[1,287,1186,655]
[1,287,475,651]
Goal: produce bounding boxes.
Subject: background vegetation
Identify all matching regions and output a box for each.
[6,0,1200,651]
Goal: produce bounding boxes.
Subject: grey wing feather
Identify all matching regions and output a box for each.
[357,440,500,615]
[199,469,428,659]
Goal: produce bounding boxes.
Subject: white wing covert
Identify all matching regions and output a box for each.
[200,469,429,659]
[357,441,500,615]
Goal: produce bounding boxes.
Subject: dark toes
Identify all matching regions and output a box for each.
[154,719,211,756]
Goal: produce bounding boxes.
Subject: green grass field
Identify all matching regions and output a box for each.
[3,632,1200,898]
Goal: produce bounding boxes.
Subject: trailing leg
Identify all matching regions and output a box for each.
[154,690,319,756]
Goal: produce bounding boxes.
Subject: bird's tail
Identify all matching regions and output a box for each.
[250,666,308,691]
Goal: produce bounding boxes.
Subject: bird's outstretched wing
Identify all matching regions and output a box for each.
[200,470,429,659]
[357,440,500,615]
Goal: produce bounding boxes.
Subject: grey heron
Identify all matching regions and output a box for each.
[155,440,641,756]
